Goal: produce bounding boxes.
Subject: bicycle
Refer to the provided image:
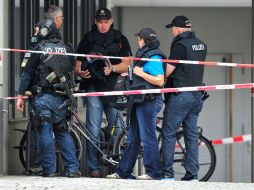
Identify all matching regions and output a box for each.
[15,83,216,181]
[113,116,216,181]
[14,86,128,175]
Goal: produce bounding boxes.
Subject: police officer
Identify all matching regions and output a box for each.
[107,28,165,180]
[16,19,80,177]
[75,8,132,177]
[162,15,207,181]
[18,5,64,99]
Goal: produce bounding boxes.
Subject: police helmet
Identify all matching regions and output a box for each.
[37,18,57,39]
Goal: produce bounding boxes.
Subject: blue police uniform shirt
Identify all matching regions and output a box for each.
[143,55,164,76]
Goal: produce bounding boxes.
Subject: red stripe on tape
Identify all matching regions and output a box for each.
[212,139,223,145]
[86,92,104,96]
[160,88,179,93]
[124,90,142,95]
[235,83,254,89]
[9,48,29,53]
[233,136,244,143]
[199,61,217,66]
[162,59,180,64]
[197,86,216,91]
[237,64,254,68]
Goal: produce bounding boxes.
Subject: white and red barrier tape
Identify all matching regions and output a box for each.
[73,82,254,98]
[174,134,251,149]
[1,82,254,100]
[212,134,251,145]
[1,48,254,98]
[1,47,254,68]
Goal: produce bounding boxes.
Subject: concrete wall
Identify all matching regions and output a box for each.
[113,7,252,182]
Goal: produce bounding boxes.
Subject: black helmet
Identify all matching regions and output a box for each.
[37,18,57,40]
[81,52,107,80]
[29,19,55,47]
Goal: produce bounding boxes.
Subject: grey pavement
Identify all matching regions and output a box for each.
[0,176,254,190]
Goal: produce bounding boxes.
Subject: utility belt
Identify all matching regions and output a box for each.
[129,84,160,103]
[146,93,160,101]
[172,90,209,100]
[36,86,67,97]
[131,93,160,104]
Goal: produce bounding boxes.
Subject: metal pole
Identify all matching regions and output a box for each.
[0,99,3,176]
[229,55,233,182]
[251,0,254,183]
[0,9,3,174]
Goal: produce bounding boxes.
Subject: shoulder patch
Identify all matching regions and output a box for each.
[21,58,28,68]
[24,53,31,58]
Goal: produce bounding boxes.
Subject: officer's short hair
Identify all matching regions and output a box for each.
[44,5,62,19]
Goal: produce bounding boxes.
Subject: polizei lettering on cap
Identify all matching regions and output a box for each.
[192,44,205,51]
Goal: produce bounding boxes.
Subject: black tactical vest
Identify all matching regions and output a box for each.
[131,40,166,91]
[129,40,166,104]
[36,39,73,89]
[86,27,122,58]
[84,26,124,105]
[170,31,207,87]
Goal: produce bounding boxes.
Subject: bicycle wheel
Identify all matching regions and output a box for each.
[113,127,146,175]
[197,135,216,181]
[69,126,83,160]
[157,127,216,181]
[19,124,82,174]
[19,122,42,174]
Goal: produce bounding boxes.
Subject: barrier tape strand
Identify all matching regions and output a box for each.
[1,48,254,68]
[0,82,254,100]
[212,134,251,145]
[73,82,254,98]
[174,134,251,149]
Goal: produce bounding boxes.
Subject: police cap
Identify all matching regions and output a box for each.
[165,15,192,28]
[134,27,157,41]
[95,8,112,20]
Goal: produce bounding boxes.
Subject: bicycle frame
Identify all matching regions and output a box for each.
[57,79,133,166]
[70,111,117,166]
[16,86,128,173]
[67,98,128,167]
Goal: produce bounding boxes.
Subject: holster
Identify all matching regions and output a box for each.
[201,91,209,100]
[145,94,156,101]
[132,94,146,104]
